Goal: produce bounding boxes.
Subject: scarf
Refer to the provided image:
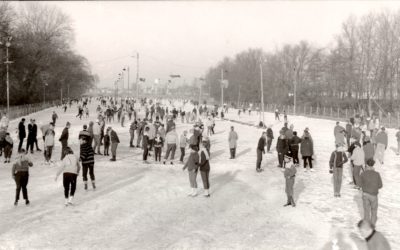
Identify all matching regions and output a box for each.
[199,147,210,161]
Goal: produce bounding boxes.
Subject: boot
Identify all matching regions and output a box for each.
[291,196,296,207]
[14,200,18,206]
[283,197,291,207]
[65,198,69,206]
[68,196,74,205]
[25,200,30,206]
[204,189,210,197]
[84,181,88,190]
[191,188,198,197]
[92,181,96,190]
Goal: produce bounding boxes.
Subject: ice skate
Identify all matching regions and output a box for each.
[68,196,74,205]
[25,200,30,206]
[92,181,96,190]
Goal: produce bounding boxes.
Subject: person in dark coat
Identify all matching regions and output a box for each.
[357,220,391,250]
[103,129,110,156]
[329,144,348,197]
[18,118,26,153]
[26,119,36,154]
[79,136,95,190]
[289,131,302,164]
[109,127,120,161]
[31,119,41,152]
[59,122,70,160]
[79,125,91,141]
[300,128,314,171]
[266,126,274,153]
[182,146,200,197]
[276,130,289,168]
[199,141,211,197]
[12,149,33,206]
[256,132,267,172]
[142,127,150,163]
[345,120,352,149]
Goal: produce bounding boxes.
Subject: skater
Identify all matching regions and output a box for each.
[109,127,120,161]
[103,129,110,156]
[153,132,163,162]
[129,120,137,147]
[31,119,41,152]
[360,159,382,227]
[59,122,70,160]
[18,118,26,153]
[346,120,353,148]
[363,136,375,162]
[55,147,81,206]
[142,127,150,163]
[26,119,36,154]
[52,111,58,125]
[182,146,200,197]
[4,132,13,163]
[283,110,288,123]
[350,142,364,189]
[329,144,348,197]
[228,126,238,159]
[179,130,188,163]
[92,120,101,155]
[164,127,179,165]
[44,123,55,164]
[283,155,296,207]
[374,127,388,165]
[300,128,314,171]
[276,130,289,168]
[12,149,33,206]
[289,131,301,164]
[199,141,211,197]
[357,220,391,250]
[266,126,274,153]
[274,109,280,121]
[79,136,95,190]
[256,132,267,172]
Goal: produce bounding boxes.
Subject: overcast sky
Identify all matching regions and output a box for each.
[46,1,400,89]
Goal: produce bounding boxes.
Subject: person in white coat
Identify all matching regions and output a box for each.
[228,126,238,159]
[164,127,179,165]
[350,142,365,189]
[92,120,101,154]
[44,124,55,164]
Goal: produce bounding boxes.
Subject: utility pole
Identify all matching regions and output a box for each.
[135,52,139,100]
[293,66,297,115]
[221,69,224,108]
[260,61,265,125]
[67,84,70,99]
[4,37,12,116]
[127,66,130,97]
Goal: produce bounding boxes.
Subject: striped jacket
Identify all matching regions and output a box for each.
[80,142,95,165]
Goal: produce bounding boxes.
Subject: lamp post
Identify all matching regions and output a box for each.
[123,66,130,97]
[2,36,13,116]
[293,66,297,115]
[132,52,139,100]
[220,69,224,108]
[260,58,265,126]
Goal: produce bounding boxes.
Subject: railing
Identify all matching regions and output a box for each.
[0,101,61,121]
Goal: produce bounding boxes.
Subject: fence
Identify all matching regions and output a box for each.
[0,101,60,121]
[238,102,400,129]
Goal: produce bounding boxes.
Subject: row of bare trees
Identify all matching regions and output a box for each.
[205,10,400,114]
[0,2,95,105]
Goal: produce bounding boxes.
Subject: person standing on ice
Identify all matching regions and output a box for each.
[182,145,200,197]
[266,126,274,153]
[44,123,55,164]
[199,140,211,197]
[109,127,120,161]
[283,155,296,207]
[276,130,289,168]
[289,131,301,164]
[12,149,33,206]
[374,127,388,165]
[345,120,353,149]
[350,142,365,189]
[52,111,58,126]
[92,119,101,155]
[129,119,137,148]
[228,126,238,159]
[329,144,348,197]
[58,122,70,160]
[179,130,188,163]
[3,132,13,163]
[142,127,150,162]
[256,132,267,172]
[79,136,96,190]
[274,109,280,121]
[164,126,179,165]
[17,118,26,153]
[360,159,382,227]
[301,128,314,172]
[55,147,81,206]
[153,132,163,163]
[103,128,110,156]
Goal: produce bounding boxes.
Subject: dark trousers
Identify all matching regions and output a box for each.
[34,138,40,150]
[26,138,35,152]
[303,156,313,168]
[82,163,95,181]
[63,173,77,198]
[129,130,135,146]
[256,149,263,170]
[230,148,236,158]
[154,147,162,161]
[61,141,68,160]
[165,144,177,160]
[267,138,272,152]
[104,144,110,155]
[15,172,29,201]
[111,143,118,159]
[18,138,25,152]
[45,146,53,161]
[180,147,185,162]
[278,152,285,167]
[148,139,154,151]
[143,147,149,161]
[200,170,210,189]
[291,148,299,164]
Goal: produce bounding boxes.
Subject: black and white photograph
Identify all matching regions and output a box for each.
[1,1,399,249]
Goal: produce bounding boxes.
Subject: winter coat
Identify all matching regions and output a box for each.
[257,137,266,153]
[93,123,101,135]
[11,155,33,178]
[199,148,210,171]
[346,124,352,138]
[154,136,163,148]
[165,131,179,145]
[363,142,375,161]
[183,150,199,171]
[375,131,388,148]
[104,134,110,146]
[180,135,188,148]
[79,130,91,141]
[110,130,120,143]
[56,154,81,177]
[228,131,238,149]
[300,135,314,157]
[335,132,346,146]
[142,134,149,148]
[285,129,293,140]
[166,120,175,133]
[80,142,95,165]
[59,127,69,144]
[147,124,156,140]
[0,116,9,129]
[360,169,383,196]
[351,147,365,166]
[40,124,50,137]
[266,128,274,139]
[27,124,37,139]
[276,136,289,154]
[289,135,302,151]
[334,125,345,136]
[284,165,296,195]
[44,129,55,147]
[18,122,26,139]
[329,150,348,169]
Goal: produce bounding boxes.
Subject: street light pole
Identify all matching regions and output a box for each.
[293,66,297,115]
[132,52,139,100]
[260,61,265,125]
[220,69,224,108]
[4,37,12,116]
